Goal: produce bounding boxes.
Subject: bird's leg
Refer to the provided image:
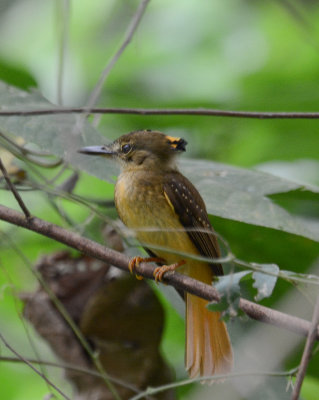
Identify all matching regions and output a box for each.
[128,256,165,280]
[154,260,186,283]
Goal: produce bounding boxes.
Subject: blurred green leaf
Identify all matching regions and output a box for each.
[0,59,37,90]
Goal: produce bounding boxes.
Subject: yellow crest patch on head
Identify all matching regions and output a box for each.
[165,135,188,152]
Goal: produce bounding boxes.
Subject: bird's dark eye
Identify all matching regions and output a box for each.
[121,143,132,154]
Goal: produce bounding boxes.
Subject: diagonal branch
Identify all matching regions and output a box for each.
[291,293,319,400]
[0,203,318,341]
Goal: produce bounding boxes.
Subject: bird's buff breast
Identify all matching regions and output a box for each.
[115,171,198,267]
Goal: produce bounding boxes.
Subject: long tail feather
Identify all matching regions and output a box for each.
[185,292,233,377]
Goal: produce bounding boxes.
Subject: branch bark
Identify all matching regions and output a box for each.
[0,203,318,341]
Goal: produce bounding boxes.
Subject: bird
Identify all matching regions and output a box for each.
[79,130,233,378]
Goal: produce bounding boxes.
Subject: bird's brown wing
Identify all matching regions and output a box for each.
[163,171,223,276]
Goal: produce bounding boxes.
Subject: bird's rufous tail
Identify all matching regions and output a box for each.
[185,277,233,377]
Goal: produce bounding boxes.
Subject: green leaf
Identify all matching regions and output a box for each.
[208,265,279,318]
[270,188,319,218]
[252,263,279,301]
[214,270,252,294]
[0,59,37,90]
[208,271,250,319]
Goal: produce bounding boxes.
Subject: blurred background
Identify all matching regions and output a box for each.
[0,0,319,399]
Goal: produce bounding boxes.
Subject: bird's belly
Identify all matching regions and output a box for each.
[115,174,199,268]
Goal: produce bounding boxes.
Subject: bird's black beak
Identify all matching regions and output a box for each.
[78,145,115,156]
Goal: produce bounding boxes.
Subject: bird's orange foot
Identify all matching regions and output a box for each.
[153,260,186,283]
[128,256,165,280]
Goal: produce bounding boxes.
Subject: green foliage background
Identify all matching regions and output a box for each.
[0,0,319,399]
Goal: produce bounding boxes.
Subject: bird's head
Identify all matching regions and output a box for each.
[79,130,187,171]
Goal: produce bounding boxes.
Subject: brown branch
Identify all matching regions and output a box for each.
[1,107,319,119]
[0,157,31,219]
[0,331,70,400]
[291,294,319,400]
[0,203,318,341]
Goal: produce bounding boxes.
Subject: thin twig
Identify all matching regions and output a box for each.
[0,356,141,394]
[0,130,63,168]
[0,204,318,341]
[1,107,319,119]
[235,258,319,286]
[0,157,31,219]
[0,332,71,400]
[86,0,151,109]
[291,293,319,400]
[0,130,56,157]
[129,367,299,400]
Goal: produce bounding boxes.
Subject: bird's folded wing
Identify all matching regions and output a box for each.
[163,172,223,276]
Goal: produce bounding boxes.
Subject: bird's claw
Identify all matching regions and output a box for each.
[128,257,144,280]
[128,256,165,280]
[153,260,186,284]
